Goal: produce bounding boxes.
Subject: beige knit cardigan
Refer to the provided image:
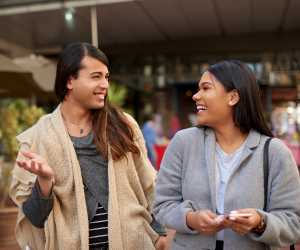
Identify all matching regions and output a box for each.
[9,105,158,250]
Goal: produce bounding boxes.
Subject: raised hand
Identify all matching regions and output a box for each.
[16,149,53,179]
[16,149,53,198]
[186,210,227,235]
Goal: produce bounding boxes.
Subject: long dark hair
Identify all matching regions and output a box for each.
[201,60,273,137]
[54,42,140,161]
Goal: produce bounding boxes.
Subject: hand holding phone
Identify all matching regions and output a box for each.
[223,211,253,218]
[229,213,253,217]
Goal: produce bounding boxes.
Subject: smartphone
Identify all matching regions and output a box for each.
[224,213,252,218]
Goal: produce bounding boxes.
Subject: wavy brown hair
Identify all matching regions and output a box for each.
[54,42,140,161]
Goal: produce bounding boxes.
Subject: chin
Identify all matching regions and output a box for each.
[197,118,205,126]
[95,104,105,110]
[197,120,211,128]
[86,102,104,110]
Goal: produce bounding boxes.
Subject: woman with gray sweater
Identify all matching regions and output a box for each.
[152,60,300,250]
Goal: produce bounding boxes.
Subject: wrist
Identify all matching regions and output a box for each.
[37,175,53,184]
[251,213,266,232]
[186,211,196,229]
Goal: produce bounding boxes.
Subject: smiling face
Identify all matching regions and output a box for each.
[66,56,109,110]
[192,71,238,129]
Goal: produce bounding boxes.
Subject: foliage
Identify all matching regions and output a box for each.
[0,99,46,207]
[0,157,14,208]
[108,82,128,107]
[108,82,133,115]
[0,99,46,161]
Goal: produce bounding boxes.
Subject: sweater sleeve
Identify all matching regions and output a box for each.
[150,214,167,236]
[152,131,199,234]
[247,139,300,247]
[22,177,54,229]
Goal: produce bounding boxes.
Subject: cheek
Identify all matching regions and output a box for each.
[206,94,229,115]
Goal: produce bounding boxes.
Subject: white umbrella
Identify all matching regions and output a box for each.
[0,53,44,99]
[13,54,56,92]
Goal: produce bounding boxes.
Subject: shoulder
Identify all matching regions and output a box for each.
[123,112,142,139]
[269,137,293,159]
[123,112,139,128]
[169,127,205,147]
[260,135,294,164]
[175,127,205,140]
[16,113,52,143]
[260,135,291,154]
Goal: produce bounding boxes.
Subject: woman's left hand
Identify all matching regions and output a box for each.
[219,209,262,235]
[154,236,166,250]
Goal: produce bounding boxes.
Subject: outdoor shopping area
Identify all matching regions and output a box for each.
[0,0,300,249]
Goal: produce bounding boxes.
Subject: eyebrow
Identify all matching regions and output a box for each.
[90,71,110,76]
[199,81,213,87]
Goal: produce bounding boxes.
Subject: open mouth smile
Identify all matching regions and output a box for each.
[94,93,105,100]
[197,105,207,113]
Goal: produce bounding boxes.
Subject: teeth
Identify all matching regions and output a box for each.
[95,94,105,97]
[197,105,207,110]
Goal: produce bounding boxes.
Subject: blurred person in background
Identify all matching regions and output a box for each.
[153,61,300,250]
[167,115,181,139]
[153,114,164,138]
[10,42,166,250]
[142,114,158,170]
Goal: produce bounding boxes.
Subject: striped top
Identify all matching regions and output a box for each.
[89,204,108,248]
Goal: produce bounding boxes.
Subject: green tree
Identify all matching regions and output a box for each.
[0,99,46,161]
[0,100,46,207]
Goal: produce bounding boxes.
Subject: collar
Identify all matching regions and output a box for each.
[205,127,261,150]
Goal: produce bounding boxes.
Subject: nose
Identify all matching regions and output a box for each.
[193,90,201,101]
[99,78,109,90]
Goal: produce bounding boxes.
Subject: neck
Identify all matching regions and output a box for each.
[61,100,92,126]
[213,122,248,154]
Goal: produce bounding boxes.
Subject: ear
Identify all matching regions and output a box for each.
[66,76,74,90]
[228,89,240,106]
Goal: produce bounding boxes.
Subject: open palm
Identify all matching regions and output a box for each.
[16,149,53,179]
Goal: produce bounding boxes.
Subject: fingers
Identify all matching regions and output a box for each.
[31,159,36,171]
[214,215,225,224]
[21,149,36,159]
[201,210,221,226]
[16,159,31,171]
[209,219,224,227]
[38,162,43,172]
[204,210,219,219]
[200,211,221,227]
[16,159,23,168]
[220,218,252,235]
[16,158,40,175]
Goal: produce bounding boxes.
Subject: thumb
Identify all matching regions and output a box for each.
[21,150,36,159]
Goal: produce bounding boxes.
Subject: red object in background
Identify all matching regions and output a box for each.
[154,145,168,171]
[154,145,300,170]
[287,146,300,167]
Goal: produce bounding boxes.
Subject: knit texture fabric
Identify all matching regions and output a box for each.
[9,104,158,250]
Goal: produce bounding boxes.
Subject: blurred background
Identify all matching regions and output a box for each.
[0,0,300,249]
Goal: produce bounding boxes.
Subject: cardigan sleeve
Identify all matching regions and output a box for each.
[247,138,300,247]
[22,178,54,229]
[150,215,167,236]
[152,131,199,234]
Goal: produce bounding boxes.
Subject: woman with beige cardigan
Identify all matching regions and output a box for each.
[9,42,166,250]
